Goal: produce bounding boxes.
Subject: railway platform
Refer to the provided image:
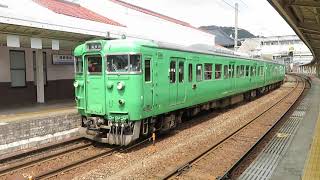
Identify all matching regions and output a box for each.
[0,100,81,156]
[239,76,320,180]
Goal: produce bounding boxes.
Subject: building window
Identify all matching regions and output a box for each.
[179,61,184,83]
[215,64,222,79]
[145,59,151,82]
[188,64,193,82]
[196,64,202,81]
[204,63,212,80]
[170,61,176,83]
[10,50,26,87]
[224,65,229,79]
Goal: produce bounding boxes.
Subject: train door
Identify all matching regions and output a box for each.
[177,59,186,104]
[169,59,177,106]
[143,56,153,111]
[85,55,105,115]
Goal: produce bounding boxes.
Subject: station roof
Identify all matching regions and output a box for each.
[34,0,124,26]
[268,0,320,64]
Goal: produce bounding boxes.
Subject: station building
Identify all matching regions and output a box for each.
[0,0,215,108]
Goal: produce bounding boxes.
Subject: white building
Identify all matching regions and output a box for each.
[239,35,313,65]
[0,0,215,107]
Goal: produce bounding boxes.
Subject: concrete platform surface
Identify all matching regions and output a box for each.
[270,77,320,180]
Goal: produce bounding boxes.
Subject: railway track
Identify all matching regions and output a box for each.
[161,75,306,179]
[0,134,151,180]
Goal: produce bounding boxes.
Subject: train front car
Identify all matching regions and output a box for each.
[74,40,149,145]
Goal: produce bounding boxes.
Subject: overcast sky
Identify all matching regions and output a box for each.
[122,0,295,37]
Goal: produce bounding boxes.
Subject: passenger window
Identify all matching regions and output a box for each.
[261,66,264,76]
[179,62,184,83]
[196,64,202,81]
[188,64,193,82]
[170,61,176,83]
[145,60,151,82]
[215,64,222,79]
[236,66,240,78]
[245,66,250,77]
[224,65,229,79]
[240,65,245,77]
[204,63,212,80]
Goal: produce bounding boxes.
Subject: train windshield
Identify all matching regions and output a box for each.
[75,56,83,74]
[106,54,141,73]
[87,56,102,74]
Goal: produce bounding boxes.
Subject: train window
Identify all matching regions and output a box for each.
[188,64,193,82]
[215,64,222,79]
[87,56,102,74]
[75,56,83,74]
[229,64,234,78]
[129,55,141,72]
[196,64,203,81]
[224,65,229,79]
[145,60,151,82]
[257,66,261,76]
[170,61,176,83]
[179,62,184,83]
[240,65,245,77]
[245,66,250,77]
[236,66,240,78]
[204,63,212,80]
[107,55,128,73]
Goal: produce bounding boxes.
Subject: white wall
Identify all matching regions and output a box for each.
[0,46,74,83]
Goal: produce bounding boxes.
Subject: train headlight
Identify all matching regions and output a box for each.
[73,81,79,88]
[117,82,125,90]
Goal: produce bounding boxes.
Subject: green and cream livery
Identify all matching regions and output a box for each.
[74,39,285,145]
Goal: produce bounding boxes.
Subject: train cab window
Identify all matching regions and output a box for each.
[170,61,176,83]
[75,56,83,74]
[87,56,102,74]
[196,64,203,81]
[145,60,151,82]
[188,64,193,82]
[179,62,184,83]
[129,55,141,72]
[224,65,229,79]
[204,63,212,80]
[215,64,222,79]
[245,66,250,77]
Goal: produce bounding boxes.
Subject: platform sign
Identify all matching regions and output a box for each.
[52,54,74,65]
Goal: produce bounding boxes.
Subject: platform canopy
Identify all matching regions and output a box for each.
[268,0,320,64]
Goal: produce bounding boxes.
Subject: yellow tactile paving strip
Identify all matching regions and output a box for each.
[302,109,320,180]
[0,107,77,123]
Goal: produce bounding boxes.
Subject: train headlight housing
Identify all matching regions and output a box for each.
[119,99,125,105]
[117,82,125,90]
[73,81,79,88]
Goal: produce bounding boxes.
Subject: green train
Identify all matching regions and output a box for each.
[73,39,285,145]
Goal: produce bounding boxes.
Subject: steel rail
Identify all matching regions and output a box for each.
[0,141,92,177]
[161,75,305,180]
[34,137,153,179]
[217,75,306,180]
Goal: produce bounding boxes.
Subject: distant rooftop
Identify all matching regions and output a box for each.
[34,0,124,26]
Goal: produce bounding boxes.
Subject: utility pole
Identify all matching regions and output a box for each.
[234,2,238,51]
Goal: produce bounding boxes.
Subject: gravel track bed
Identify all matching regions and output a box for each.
[178,79,304,178]
[0,140,89,170]
[68,81,295,180]
[2,145,107,180]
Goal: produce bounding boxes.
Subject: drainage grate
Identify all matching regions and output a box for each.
[239,104,308,180]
